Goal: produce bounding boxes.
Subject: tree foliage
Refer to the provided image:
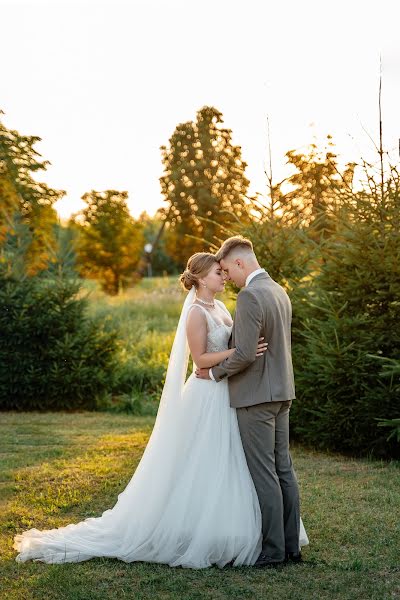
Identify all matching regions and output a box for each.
[73,190,145,295]
[160,106,250,266]
[0,110,65,273]
[289,161,400,458]
[138,211,181,275]
[283,136,356,239]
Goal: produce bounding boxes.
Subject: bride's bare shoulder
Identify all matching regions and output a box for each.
[186,305,208,350]
[186,304,207,328]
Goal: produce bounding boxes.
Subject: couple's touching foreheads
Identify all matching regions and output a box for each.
[14,235,309,569]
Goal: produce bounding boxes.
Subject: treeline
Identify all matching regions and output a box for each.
[0,107,399,459]
[0,106,253,294]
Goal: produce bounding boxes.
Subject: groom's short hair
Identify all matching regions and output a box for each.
[215,236,254,261]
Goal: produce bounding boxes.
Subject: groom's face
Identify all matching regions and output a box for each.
[219,257,246,288]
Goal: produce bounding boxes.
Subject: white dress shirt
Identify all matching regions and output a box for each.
[245,268,266,287]
[208,268,266,380]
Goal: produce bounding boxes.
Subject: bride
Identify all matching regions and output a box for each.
[14,252,308,569]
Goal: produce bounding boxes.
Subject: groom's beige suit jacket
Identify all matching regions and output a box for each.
[211,272,296,408]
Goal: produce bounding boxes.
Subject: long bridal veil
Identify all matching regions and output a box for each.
[14,288,199,564]
[149,286,196,429]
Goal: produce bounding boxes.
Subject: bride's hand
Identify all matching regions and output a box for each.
[256,337,268,357]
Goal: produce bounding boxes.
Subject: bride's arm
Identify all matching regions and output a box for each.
[199,348,236,368]
[186,308,236,369]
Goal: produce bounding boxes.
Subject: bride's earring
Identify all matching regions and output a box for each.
[202,283,207,288]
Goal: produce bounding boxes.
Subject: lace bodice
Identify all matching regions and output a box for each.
[187,301,233,353]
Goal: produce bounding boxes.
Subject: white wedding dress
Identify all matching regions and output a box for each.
[14,288,309,568]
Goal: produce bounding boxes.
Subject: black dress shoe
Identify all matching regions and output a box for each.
[285,551,303,563]
[254,553,285,568]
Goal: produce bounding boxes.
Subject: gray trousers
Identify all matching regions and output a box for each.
[236,400,300,561]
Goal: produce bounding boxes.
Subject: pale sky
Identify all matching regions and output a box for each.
[1,0,399,220]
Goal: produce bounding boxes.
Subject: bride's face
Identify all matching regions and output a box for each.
[200,262,226,293]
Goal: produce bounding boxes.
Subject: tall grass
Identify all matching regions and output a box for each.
[82,276,236,414]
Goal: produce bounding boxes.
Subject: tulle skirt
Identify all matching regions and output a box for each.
[14,375,266,568]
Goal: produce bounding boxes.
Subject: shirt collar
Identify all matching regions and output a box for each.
[245,268,266,287]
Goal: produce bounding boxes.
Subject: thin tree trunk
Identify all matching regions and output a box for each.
[379,55,385,209]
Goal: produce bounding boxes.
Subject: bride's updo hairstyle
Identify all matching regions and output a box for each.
[179,252,218,291]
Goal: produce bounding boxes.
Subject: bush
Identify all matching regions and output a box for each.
[290,167,400,459]
[0,220,120,410]
[291,292,399,458]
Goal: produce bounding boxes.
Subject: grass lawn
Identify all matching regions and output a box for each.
[0,412,399,600]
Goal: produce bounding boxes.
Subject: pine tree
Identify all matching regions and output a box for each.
[291,162,400,458]
[0,217,119,410]
[284,136,355,239]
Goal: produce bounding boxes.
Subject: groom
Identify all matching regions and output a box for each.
[195,235,301,568]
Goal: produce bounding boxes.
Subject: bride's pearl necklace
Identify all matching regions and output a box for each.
[195,295,215,308]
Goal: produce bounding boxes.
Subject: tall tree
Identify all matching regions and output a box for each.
[284,136,355,238]
[160,106,250,265]
[0,110,64,273]
[73,190,144,295]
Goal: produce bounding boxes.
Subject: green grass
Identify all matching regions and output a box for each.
[1,412,399,600]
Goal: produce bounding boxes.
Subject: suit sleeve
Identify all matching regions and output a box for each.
[211,290,262,382]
